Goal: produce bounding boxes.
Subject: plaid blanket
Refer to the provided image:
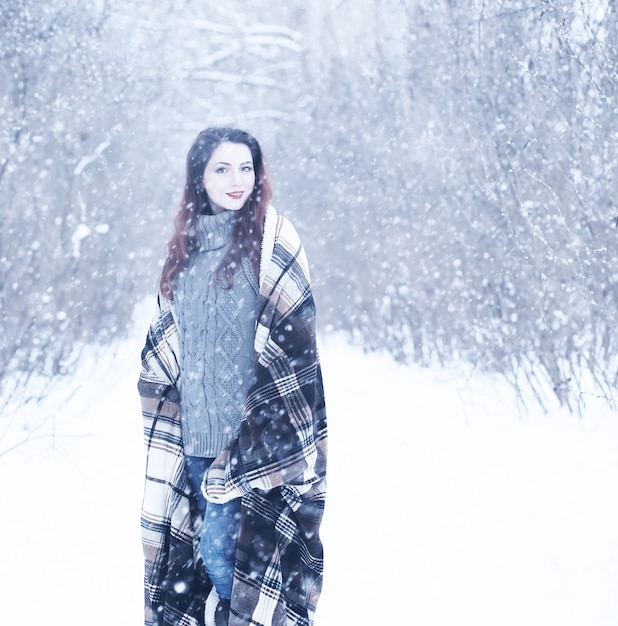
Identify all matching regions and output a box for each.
[138,206,327,626]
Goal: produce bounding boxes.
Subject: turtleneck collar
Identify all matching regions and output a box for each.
[195,210,238,250]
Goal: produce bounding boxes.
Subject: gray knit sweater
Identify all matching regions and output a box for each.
[174,210,259,457]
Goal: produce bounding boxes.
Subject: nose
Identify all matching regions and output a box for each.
[231,169,241,186]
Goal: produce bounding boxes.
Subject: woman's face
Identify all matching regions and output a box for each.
[202,141,256,214]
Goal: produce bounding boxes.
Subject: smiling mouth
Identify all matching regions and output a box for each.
[227,191,244,200]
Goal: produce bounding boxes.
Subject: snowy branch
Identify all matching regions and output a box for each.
[73,139,111,176]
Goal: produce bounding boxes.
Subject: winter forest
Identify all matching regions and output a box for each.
[2,2,618,625]
[2,0,618,413]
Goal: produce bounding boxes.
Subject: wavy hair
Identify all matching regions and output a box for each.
[159,128,272,300]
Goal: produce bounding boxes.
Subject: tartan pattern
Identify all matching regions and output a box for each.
[138,382,210,626]
[138,207,327,626]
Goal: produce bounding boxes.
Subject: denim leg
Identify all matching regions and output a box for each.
[184,455,213,517]
[185,455,241,600]
[201,496,241,600]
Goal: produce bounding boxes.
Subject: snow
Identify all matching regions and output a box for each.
[1,303,617,626]
[71,223,92,257]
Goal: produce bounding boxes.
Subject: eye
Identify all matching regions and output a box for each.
[241,165,254,173]
[215,166,228,174]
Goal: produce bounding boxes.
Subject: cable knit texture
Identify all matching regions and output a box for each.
[174,210,258,457]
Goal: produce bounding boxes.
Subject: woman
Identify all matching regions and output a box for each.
[138,128,327,626]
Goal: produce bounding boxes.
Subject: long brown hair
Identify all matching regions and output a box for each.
[159,128,272,300]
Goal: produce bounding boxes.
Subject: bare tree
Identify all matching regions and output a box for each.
[272,0,618,410]
[2,0,617,418]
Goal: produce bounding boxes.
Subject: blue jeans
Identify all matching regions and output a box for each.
[185,455,241,600]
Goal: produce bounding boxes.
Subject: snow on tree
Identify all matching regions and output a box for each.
[1,0,616,413]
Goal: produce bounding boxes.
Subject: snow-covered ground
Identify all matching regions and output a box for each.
[2,303,617,626]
